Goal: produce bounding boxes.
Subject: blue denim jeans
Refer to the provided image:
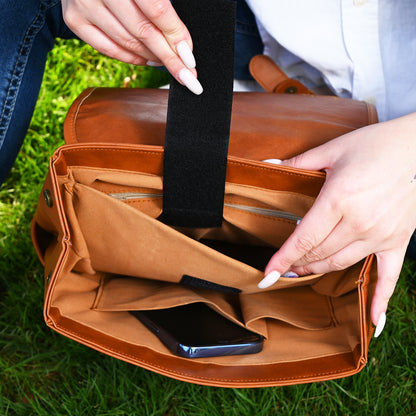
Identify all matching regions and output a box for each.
[234,0,263,80]
[0,0,75,185]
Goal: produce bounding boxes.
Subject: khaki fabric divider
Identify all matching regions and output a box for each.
[63,167,319,276]
[68,182,264,293]
[50,271,359,366]
[93,276,337,338]
[63,178,324,293]
[62,173,328,288]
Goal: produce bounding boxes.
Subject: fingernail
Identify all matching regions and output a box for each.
[177,41,196,69]
[262,159,282,165]
[258,271,281,289]
[146,61,163,67]
[374,312,386,338]
[282,271,299,278]
[178,68,203,95]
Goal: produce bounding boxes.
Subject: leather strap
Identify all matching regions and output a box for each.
[162,0,236,227]
[249,55,314,95]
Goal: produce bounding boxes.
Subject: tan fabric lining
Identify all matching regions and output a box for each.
[49,168,361,366]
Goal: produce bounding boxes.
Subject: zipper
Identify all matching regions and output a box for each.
[108,192,162,200]
[109,192,301,223]
[224,203,301,223]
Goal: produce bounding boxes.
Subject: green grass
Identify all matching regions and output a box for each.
[0,39,415,415]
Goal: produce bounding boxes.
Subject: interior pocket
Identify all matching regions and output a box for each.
[223,204,298,249]
[93,275,335,341]
[93,276,245,329]
[311,262,365,297]
[241,287,336,336]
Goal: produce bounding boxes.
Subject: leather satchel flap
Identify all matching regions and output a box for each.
[63,87,378,161]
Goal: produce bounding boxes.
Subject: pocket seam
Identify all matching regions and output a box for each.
[326,296,339,327]
[92,274,106,310]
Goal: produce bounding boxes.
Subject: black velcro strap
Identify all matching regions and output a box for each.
[162,0,236,227]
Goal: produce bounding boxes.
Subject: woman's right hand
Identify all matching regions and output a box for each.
[61,0,203,95]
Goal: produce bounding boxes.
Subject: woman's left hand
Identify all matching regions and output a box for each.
[262,112,416,331]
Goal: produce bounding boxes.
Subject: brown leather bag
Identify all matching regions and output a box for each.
[31,0,379,387]
[31,89,379,387]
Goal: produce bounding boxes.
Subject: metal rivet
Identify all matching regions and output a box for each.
[43,189,53,207]
[46,271,52,283]
[285,86,298,94]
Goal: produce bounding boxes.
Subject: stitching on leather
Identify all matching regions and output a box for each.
[123,199,161,206]
[71,88,97,143]
[61,148,162,156]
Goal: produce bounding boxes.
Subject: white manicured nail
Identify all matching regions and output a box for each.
[178,68,203,95]
[374,312,386,338]
[177,41,196,69]
[262,159,282,165]
[258,271,281,289]
[282,271,299,278]
[146,61,163,67]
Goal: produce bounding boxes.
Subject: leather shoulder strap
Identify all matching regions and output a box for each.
[249,55,314,95]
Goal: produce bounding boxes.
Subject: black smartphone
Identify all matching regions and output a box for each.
[130,303,264,359]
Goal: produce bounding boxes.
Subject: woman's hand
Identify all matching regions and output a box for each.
[61,0,203,94]
[261,113,416,334]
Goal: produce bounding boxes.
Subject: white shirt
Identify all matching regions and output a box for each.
[244,0,416,122]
